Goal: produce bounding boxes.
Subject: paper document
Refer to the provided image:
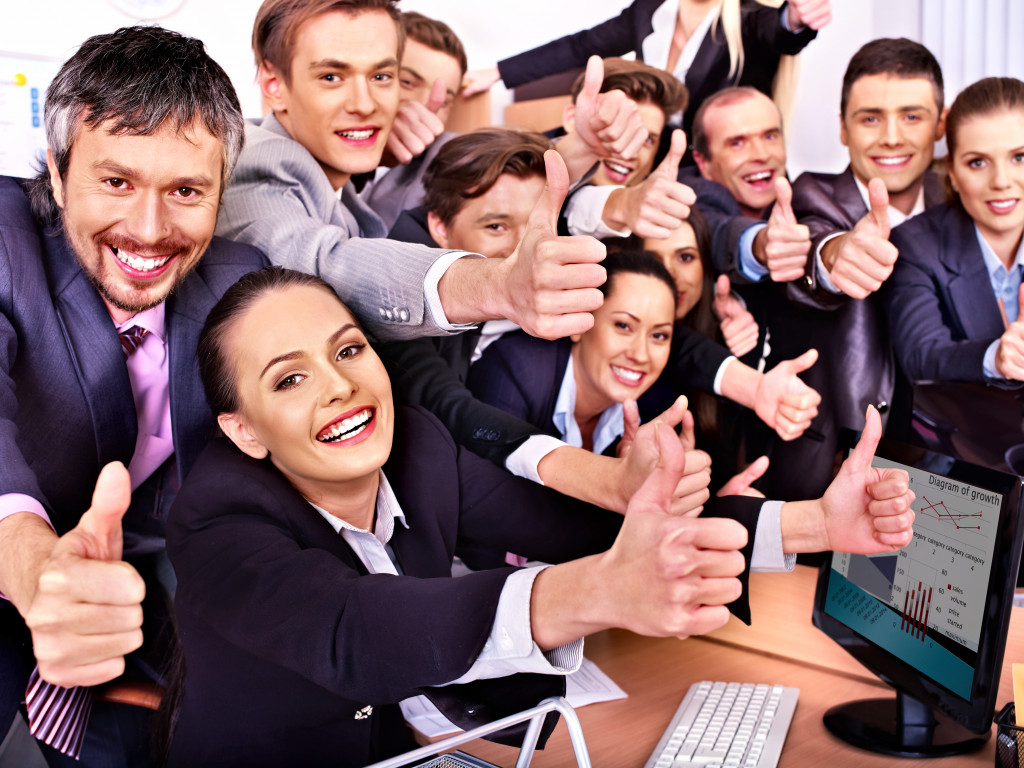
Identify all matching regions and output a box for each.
[401,657,627,740]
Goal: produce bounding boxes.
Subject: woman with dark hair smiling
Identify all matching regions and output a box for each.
[164,267,914,767]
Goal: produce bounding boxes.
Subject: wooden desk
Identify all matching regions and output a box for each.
[462,565,1024,767]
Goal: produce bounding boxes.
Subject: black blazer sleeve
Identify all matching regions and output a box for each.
[379,336,542,465]
[668,326,732,393]
[497,0,656,88]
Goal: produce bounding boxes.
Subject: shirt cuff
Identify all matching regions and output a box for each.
[448,566,584,684]
[814,233,844,294]
[984,339,1003,380]
[565,185,631,239]
[505,435,569,485]
[712,355,738,396]
[424,250,485,332]
[738,223,770,282]
[750,500,796,572]
[0,494,53,530]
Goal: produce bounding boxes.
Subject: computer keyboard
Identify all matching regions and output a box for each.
[643,680,799,768]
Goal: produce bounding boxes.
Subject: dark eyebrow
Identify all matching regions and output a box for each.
[91,162,213,190]
[259,323,357,381]
[400,65,425,83]
[473,213,512,225]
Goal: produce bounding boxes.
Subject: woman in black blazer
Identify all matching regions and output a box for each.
[165,267,914,767]
[463,0,828,141]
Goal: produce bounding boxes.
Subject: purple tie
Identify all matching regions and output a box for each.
[119,325,150,358]
[25,667,92,757]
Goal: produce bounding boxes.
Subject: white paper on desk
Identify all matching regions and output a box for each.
[399,657,627,740]
[565,657,627,707]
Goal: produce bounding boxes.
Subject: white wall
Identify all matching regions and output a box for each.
[0,0,1010,178]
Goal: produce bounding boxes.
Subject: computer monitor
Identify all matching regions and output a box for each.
[812,437,1024,758]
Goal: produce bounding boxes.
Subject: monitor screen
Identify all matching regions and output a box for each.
[813,439,1024,757]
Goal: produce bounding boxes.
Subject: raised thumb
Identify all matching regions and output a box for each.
[75,462,131,562]
[528,149,570,234]
[867,177,891,237]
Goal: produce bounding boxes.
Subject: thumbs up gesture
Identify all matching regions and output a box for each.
[386,76,447,164]
[595,422,747,639]
[753,349,821,441]
[602,130,697,238]
[757,177,810,282]
[573,55,647,162]
[712,275,760,357]
[496,149,607,339]
[24,463,145,687]
[815,405,915,552]
[996,284,1024,381]
[822,178,898,298]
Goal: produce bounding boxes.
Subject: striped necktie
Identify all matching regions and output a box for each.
[119,325,150,358]
[24,324,149,756]
[25,667,92,757]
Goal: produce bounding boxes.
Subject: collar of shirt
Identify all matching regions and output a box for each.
[311,471,410,575]
[645,0,719,82]
[114,302,166,342]
[852,175,925,228]
[974,224,1024,322]
[552,351,624,455]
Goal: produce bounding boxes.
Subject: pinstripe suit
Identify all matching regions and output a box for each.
[216,114,466,342]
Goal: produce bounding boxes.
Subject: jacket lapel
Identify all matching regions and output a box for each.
[165,271,219,484]
[45,233,137,467]
[939,206,1006,340]
[836,167,869,223]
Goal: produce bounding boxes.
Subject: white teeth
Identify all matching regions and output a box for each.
[338,129,374,140]
[744,170,772,182]
[989,199,1018,211]
[318,408,372,442]
[110,246,172,272]
[611,365,642,382]
[605,161,632,176]
[874,155,910,166]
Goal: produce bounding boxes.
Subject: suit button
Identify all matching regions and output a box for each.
[354,705,373,720]
[473,428,499,441]
[378,307,387,319]
[803,275,813,286]
[875,401,889,414]
[398,308,410,322]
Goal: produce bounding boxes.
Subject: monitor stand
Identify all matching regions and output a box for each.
[823,691,989,758]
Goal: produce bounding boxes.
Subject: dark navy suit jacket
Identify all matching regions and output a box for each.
[0,174,267,733]
[497,0,815,139]
[887,202,1008,384]
[167,406,761,766]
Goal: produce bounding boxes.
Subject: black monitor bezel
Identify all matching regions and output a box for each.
[811,435,1024,734]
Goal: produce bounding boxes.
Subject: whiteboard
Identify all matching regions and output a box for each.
[0,52,61,178]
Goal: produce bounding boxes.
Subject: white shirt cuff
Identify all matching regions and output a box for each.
[505,435,568,485]
[424,250,485,332]
[814,233,844,294]
[712,355,737,396]
[565,185,631,239]
[738,223,770,282]
[984,339,1003,380]
[449,565,584,684]
[750,500,796,572]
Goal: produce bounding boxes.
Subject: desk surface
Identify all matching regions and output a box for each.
[463,565,1024,767]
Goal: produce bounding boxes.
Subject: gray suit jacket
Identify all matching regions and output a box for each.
[217,114,464,341]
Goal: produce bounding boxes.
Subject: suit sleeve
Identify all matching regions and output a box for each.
[743,2,818,56]
[466,337,555,434]
[378,338,542,465]
[668,327,732,393]
[497,3,641,88]
[886,224,993,383]
[216,130,459,342]
[785,173,860,311]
